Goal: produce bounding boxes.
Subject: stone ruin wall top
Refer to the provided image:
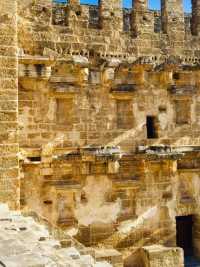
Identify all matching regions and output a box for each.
[17,0,200,62]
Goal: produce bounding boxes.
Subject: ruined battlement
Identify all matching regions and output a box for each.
[17,0,200,59]
[14,0,200,58]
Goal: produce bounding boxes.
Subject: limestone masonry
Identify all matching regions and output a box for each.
[1,0,200,266]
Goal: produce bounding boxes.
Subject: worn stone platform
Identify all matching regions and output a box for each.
[0,204,112,267]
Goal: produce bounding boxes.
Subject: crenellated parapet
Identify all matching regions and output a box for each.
[14,0,200,71]
[22,0,200,40]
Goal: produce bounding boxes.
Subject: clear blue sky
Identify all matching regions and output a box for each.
[79,0,192,11]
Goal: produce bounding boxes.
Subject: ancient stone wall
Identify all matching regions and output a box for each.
[18,62,200,152]
[141,245,184,267]
[192,0,200,35]
[9,1,200,265]
[20,146,200,253]
[17,0,200,58]
[0,1,19,209]
[15,0,200,156]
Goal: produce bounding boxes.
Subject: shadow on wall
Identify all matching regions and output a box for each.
[124,249,145,267]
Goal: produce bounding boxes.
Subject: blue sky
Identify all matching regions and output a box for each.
[80,0,192,11]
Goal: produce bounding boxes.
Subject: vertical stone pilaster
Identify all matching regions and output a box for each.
[191,0,200,35]
[68,0,80,5]
[161,0,184,36]
[133,0,148,10]
[99,0,123,31]
[131,0,154,37]
[0,1,19,209]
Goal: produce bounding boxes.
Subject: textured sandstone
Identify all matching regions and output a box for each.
[0,0,200,266]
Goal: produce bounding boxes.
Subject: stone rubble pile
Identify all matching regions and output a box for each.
[0,204,112,267]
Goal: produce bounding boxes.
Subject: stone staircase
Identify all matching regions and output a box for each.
[0,204,112,267]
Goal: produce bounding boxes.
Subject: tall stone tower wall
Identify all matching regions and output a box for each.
[161,0,184,35]
[192,0,200,35]
[0,1,19,209]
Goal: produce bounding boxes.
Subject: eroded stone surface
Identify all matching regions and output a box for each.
[0,204,114,267]
[0,1,200,266]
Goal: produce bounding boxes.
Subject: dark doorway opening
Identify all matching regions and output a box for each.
[146,116,158,139]
[176,215,194,256]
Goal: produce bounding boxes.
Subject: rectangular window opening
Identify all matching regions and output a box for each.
[176,215,194,257]
[146,116,158,139]
[27,156,41,162]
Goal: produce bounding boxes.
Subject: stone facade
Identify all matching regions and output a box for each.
[0,1,19,209]
[0,204,119,267]
[1,0,200,266]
